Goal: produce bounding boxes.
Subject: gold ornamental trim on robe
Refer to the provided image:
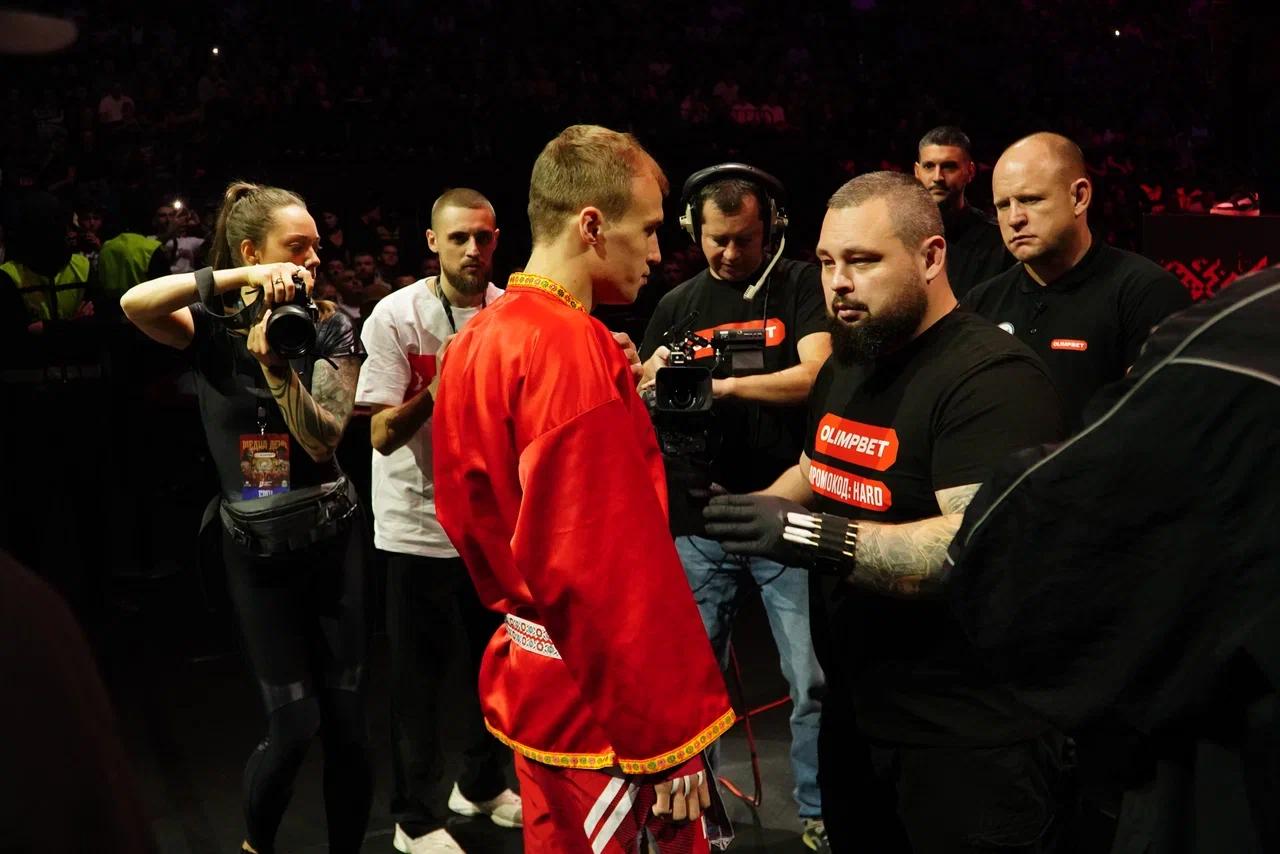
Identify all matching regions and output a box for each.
[506,272,588,314]
[485,707,737,774]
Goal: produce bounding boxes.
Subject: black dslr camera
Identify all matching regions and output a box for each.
[264,272,319,359]
[644,313,767,535]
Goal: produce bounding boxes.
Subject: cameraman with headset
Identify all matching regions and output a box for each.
[639,164,832,850]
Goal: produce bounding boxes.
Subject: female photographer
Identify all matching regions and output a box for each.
[121,181,371,854]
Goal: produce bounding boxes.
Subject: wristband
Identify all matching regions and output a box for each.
[195,266,217,307]
[782,511,858,575]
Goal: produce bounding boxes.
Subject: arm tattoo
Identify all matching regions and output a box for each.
[262,357,357,461]
[849,483,981,598]
[311,356,359,433]
[936,483,981,516]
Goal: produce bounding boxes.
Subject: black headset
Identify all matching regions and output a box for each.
[678,162,789,245]
[678,163,789,302]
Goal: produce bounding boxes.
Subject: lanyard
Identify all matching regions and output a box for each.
[435,276,486,334]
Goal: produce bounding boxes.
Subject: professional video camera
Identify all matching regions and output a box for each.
[646,311,766,455]
[644,312,768,535]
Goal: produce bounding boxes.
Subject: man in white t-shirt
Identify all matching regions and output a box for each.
[356,188,520,854]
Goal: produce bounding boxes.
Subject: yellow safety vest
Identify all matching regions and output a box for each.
[0,254,91,322]
[98,233,160,295]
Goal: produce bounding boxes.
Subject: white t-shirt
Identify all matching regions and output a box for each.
[355,278,503,557]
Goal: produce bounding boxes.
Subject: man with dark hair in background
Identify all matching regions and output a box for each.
[334,250,382,326]
[703,172,1067,853]
[639,166,831,851]
[148,201,175,243]
[913,125,1011,299]
[963,132,1190,431]
[351,250,381,290]
[378,241,402,283]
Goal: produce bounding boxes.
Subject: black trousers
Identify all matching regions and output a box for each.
[384,551,510,833]
[223,522,372,854]
[818,687,1065,854]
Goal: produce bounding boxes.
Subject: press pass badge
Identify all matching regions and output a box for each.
[240,433,291,499]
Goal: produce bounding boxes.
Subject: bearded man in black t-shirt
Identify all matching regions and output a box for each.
[703,172,1067,854]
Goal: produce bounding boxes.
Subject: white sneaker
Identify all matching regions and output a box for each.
[448,782,523,828]
[392,824,464,853]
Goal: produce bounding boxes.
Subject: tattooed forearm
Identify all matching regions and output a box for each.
[311,357,359,433]
[847,483,981,598]
[262,357,357,461]
[850,515,962,597]
[936,483,981,516]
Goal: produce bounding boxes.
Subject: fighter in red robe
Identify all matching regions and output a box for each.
[432,125,735,853]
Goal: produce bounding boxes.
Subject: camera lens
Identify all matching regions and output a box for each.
[265,302,316,360]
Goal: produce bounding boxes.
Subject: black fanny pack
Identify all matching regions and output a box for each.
[219,478,358,557]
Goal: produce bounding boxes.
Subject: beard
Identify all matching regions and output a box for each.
[441,258,488,295]
[828,274,928,365]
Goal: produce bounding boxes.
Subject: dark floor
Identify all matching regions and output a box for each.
[99,557,813,854]
[2,391,816,853]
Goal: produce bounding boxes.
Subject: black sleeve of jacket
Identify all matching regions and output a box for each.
[316,306,359,357]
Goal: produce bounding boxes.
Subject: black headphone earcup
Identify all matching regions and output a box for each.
[679,162,788,247]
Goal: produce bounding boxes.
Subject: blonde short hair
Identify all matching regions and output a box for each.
[527,124,668,245]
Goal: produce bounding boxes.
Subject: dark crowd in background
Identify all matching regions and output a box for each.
[3,0,1277,308]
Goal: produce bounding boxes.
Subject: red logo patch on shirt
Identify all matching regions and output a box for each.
[405,353,437,400]
[813,415,899,472]
[808,460,892,511]
[1050,338,1089,351]
[691,318,787,359]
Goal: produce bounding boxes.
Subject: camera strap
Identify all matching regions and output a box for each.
[219,294,264,330]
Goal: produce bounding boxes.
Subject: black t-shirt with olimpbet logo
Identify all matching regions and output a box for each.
[805,308,1064,745]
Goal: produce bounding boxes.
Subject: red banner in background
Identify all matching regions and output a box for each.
[1144,214,1278,301]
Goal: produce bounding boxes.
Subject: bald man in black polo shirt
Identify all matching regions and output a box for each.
[963,132,1189,430]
